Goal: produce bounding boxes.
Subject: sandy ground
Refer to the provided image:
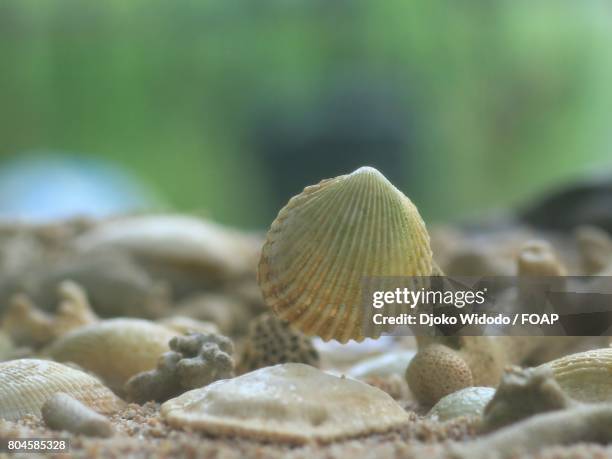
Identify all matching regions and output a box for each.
[2,403,612,459]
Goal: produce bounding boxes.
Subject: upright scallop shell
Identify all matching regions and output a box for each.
[258,166,432,342]
[0,359,124,421]
[46,318,177,392]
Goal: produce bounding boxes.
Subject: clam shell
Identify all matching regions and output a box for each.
[544,348,612,403]
[161,363,409,444]
[258,166,432,342]
[46,318,177,392]
[0,359,124,421]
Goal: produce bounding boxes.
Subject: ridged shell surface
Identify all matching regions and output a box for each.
[258,166,432,342]
[47,318,176,391]
[544,348,612,403]
[0,359,125,421]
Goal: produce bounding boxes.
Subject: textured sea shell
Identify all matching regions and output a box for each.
[46,318,177,392]
[161,363,409,444]
[258,166,432,343]
[427,387,495,422]
[0,359,124,421]
[543,348,612,403]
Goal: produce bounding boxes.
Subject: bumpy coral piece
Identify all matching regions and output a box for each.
[452,404,612,459]
[161,363,410,444]
[481,366,573,433]
[42,392,113,437]
[0,359,124,421]
[125,332,235,403]
[238,313,319,374]
[258,166,432,343]
[427,387,495,422]
[47,318,177,392]
[1,281,98,348]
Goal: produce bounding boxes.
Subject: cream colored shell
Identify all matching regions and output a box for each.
[258,167,432,342]
[161,363,409,444]
[46,318,177,391]
[543,347,612,403]
[0,359,124,421]
[74,214,258,278]
[427,386,495,422]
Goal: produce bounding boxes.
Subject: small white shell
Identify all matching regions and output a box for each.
[0,359,124,421]
[42,392,113,437]
[46,318,177,391]
[161,363,409,443]
[427,386,495,422]
[259,167,432,343]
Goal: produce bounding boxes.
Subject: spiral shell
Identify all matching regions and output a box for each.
[543,348,612,403]
[46,318,177,392]
[258,166,432,342]
[0,359,124,421]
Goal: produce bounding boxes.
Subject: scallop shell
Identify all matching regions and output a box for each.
[161,363,409,444]
[0,359,124,421]
[46,318,177,392]
[543,348,612,403]
[258,166,432,342]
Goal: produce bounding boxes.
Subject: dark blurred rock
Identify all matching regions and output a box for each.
[520,175,612,233]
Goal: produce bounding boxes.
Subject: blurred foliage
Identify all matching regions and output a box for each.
[1,0,611,228]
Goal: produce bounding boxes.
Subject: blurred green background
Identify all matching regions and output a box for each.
[1,1,611,229]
